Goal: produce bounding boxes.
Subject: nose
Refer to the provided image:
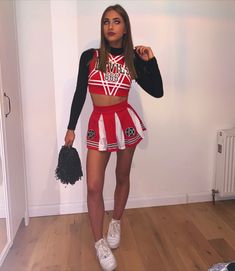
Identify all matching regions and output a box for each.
[108,21,113,29]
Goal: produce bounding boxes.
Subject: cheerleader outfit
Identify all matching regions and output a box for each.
[67,47,163,152]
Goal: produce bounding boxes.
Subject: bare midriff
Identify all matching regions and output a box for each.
[90,93,128,107]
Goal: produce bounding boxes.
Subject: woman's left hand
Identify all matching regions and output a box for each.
[135,46,154,61]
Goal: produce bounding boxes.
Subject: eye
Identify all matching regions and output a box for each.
[114,19,121,24]
[103,19,109,25]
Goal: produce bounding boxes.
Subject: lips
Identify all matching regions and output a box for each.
[107,32,116,36]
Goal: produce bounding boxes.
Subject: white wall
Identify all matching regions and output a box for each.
[15,0,235,217]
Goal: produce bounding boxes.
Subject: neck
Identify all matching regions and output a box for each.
[109,40,123,49]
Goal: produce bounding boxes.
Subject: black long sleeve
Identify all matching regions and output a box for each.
[67,49,94,130]
[134,52,164,98]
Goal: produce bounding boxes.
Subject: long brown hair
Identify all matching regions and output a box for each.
[98,4,137,79]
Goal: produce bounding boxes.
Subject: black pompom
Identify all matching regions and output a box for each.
[55,146,83,185]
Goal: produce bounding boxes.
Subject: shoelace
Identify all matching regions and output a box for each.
[109,221,120,237]
[97,240,111,259]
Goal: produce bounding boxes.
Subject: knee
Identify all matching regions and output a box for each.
[87,178,103,196]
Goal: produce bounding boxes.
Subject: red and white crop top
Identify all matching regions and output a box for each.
[88,50,132,97]
[67,47,164,130]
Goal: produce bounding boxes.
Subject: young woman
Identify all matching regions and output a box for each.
[64,4,163,271]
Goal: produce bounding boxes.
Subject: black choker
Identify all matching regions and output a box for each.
[109,47,124,55]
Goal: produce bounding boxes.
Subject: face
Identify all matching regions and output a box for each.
[103,10,126,48]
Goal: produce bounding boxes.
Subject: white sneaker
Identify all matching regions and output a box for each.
[95,238,117,271]
[107,219,121,249]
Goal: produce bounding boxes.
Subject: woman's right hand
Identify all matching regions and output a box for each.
[64,129,75,146]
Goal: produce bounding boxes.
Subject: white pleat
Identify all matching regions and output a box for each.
[114,113,125,149]
[127,108,145,138]
[98,114,107,151]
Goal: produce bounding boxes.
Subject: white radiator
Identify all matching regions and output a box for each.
[215,128,235,198]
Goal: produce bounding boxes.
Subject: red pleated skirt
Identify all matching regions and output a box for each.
[86,100,146,152]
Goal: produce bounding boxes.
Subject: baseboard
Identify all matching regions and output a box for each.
[28,191,215,217]
[186,192,212,203]
[28,201,87,217]
[215,194,235,201]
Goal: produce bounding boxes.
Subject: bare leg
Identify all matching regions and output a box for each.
[113,146,136,220]
[86,149,111,242]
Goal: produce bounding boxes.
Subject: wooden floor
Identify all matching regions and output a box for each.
[1,200,235,271]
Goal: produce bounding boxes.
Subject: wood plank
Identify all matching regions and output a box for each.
[177,245,208,271]
[1,201,235,271]
[124,208,165,271]
[144,206,187,271]
[187,202,235,251]
[209,238,235,262]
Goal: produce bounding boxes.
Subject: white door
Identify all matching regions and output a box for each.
[0,0,28,240]
[0,62,11,267]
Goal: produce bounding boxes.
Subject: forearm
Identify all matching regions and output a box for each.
[135,55,164,98]
[67,89,87,130]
